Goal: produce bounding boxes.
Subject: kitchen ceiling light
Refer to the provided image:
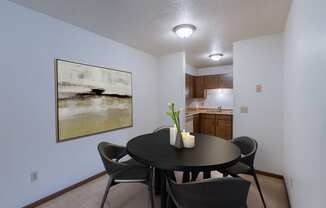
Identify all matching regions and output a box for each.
[173,24,196,39]
[209,53,223,61]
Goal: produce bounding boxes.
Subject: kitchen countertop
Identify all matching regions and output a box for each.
[186,108,233,117]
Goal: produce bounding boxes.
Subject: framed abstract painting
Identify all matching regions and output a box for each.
[55,59,133,142]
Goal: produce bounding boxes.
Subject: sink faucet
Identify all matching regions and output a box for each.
[217,106,222,112]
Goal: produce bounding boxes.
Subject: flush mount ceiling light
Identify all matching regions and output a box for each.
[173,24,197,39]
[209,53,224,61]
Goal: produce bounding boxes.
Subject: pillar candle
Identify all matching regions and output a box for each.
[183,134,195,148]
[169,125,177,145]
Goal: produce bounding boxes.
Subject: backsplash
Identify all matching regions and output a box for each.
[188,89,234,109]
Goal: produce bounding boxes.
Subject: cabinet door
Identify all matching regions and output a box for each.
[193,114,200,133]
[204,75,219,89]
[200,114,216,136]
[216,115,233,140]
[219,73,233,89]
[186,74,194,98]
[194,76,205,98]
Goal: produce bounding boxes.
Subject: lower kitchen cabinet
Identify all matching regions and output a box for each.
[193,114,200,133]
[198,113,233,140]
[215,115,233,140]
[200,114,216,135]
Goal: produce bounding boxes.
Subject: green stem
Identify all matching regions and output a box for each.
[171,106,180,132]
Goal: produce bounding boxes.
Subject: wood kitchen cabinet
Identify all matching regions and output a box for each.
[200,114,216,135]
[193,114,200,133]
[194,76,206,98]
[186,74,194,98]
[198,113,233,140]
[203,75,219,89]
[219,73,233,89]
[186,73,233,99]
[215,115,233,140]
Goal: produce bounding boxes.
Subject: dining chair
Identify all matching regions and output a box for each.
[223,136,267,208]
[98,142,155,208]
[166,176,250,208]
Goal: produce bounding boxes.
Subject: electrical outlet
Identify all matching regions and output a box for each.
[30,171,38,182]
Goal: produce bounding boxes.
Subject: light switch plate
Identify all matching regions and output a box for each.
[240,106,248,113]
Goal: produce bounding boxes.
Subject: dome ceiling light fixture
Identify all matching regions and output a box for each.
[173,24,197,39]
[209,53,224,61]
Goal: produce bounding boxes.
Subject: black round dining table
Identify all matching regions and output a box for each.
[127,129,241,208]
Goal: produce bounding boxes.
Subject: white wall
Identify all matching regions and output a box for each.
[283,0,326,207]
[196,65,233,76]
[0,1,160,207]
[233,34,284,174]
[186,64,197,76]
[158,52,186,127]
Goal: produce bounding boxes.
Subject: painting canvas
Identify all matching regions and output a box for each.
[55,59,132,142]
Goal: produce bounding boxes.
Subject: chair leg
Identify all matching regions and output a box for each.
[101,177,113,208]
[191,171,200,181]
[252,171,267,208]
[154,168,161,195]
[148,168,155,208]
[182,171,190,183]
[203,171,211,179]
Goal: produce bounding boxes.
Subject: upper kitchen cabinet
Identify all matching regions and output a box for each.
[186,74,194,98]
[185,73,233,99]
[219,73,233,88]
[194,76,206,98]
[203,75,220,89]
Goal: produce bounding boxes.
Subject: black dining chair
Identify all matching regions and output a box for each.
[166,176,250,208]
[223,136,267,208]
[98,142,155,208]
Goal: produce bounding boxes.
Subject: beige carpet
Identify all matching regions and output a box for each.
[38,172,289,208]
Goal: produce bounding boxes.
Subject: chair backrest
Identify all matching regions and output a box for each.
[98,142,128,175]
[153,125,171,133]
[232,136,258,168]
[167,177,250,208]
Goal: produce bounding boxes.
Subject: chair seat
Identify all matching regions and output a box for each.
[225,162,252,175]
[114,165,149,182]
[122,158,145,166]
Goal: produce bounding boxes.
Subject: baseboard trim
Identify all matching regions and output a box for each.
[23,171,106,208]
[282,179,292,208]
[256,170,284,179]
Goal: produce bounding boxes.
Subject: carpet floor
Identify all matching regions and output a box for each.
[37,171,289,208]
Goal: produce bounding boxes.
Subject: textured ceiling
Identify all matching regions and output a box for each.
[10,0,291,68]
